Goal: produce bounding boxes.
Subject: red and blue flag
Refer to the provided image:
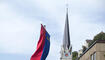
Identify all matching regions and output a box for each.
[30,24,50,60]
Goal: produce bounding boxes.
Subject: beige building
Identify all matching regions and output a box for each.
[77,40,105,60]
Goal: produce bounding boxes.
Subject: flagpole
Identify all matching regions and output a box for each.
[44,25,46,29]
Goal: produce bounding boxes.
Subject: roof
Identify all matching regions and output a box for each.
[77,40,105,60]
[86,40,92,43]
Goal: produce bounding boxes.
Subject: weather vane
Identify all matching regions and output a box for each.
[66,0,69,14]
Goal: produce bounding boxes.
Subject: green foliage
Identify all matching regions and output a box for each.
[88,40,95,47]
[93,32,105,41]
[88,32,105,47]
[104,54,105,57]
[72,51,78,60]
[82,46,87,53]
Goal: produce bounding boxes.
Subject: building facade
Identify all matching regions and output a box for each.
[78,40,105,60]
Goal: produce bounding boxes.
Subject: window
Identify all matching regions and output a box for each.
[90,52,96,60]
[91,54,93,60]
[93,52,96,60]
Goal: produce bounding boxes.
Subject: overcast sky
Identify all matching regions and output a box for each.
[0,0,105,60]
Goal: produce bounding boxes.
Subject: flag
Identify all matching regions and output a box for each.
[30,24,50,60]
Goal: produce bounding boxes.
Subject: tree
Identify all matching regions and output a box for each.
[104,54,105,57]
[88,31,105,47]
[93,31,105,41]
[82,46,87,53]
[72,51,78,60]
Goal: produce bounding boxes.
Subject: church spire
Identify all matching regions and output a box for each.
[63,5,70,50]
[60,1,72,60]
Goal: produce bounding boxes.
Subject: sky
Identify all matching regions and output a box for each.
[0,0,105,60]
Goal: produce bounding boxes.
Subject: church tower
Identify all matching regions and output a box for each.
[60,7,72,60]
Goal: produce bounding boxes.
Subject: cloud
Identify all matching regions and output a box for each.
[0,0,105,60]
[0,2,42,54]
[0,53,30,60]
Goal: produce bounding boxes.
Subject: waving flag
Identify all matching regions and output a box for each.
[30,24,50,60]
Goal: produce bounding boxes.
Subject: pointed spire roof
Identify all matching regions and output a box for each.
[63,7,70,50]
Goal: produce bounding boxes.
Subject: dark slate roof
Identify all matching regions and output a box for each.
[86,40,92,43]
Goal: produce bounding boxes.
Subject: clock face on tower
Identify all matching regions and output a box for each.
[64,53,70,57]
[65,53,69,57]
